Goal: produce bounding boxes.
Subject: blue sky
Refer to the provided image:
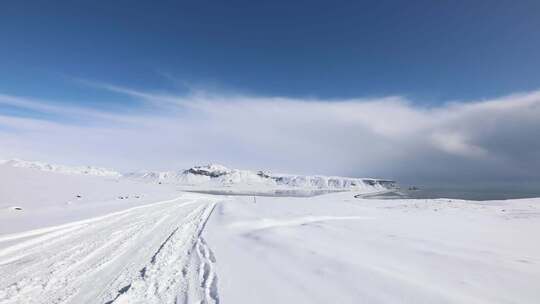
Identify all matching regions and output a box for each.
[1,0,540,104]
[1,1,540,184]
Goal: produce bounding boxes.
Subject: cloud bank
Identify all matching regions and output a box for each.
[1,87,540,184]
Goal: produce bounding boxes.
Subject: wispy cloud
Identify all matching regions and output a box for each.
[1,84,539,183]
[73,79,189,109]
[0,93,146,124]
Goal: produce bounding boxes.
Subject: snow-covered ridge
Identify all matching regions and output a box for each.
[0,159,121,178]
[126,164,396,190]
[0,159,395,190]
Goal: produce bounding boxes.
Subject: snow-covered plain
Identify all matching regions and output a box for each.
[206,193,540,303]
[1,161,539,303]
[0,162,179,233]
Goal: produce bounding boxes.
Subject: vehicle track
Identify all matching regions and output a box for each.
[0,195,220,304]
[195,236,219,304]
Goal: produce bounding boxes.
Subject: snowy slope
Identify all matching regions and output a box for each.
[204,192,540,304]
[0,159,121,178]
[125,164,396,191]
[0,162,178,233]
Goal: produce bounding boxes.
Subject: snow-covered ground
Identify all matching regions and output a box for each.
[0,196,219,304]
[0,159,121,178]
[205,193,540,303]
[0,162,179,233]
[1,161,539,303]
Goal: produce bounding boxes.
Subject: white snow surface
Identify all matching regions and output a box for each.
[0,163,179,233]
[0,196,219,304]
[205,193,540,303]
[0,159,121,178]
[1,162,540,303]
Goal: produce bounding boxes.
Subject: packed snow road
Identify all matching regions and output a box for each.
[0,194,221,304]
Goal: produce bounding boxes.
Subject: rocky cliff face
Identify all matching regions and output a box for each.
[126,164,396,191]
[1,160,396,191]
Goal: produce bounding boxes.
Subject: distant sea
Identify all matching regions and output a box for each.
[184,183,540,201]
[372,183,540,201]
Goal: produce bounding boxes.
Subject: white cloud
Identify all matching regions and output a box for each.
[431,132,488,158]
[1,86,539,183]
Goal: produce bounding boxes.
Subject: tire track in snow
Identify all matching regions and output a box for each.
[195,237,219,304]
[0,195,221,304]
[110,203,218,304]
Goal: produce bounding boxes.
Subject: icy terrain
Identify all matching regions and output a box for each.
[1,161,539,303]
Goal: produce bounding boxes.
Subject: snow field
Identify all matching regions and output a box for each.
[0,196,221,304]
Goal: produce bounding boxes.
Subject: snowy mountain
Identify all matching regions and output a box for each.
[125,164,396,191]
[0,159,121,178]
[0,159,395,191]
